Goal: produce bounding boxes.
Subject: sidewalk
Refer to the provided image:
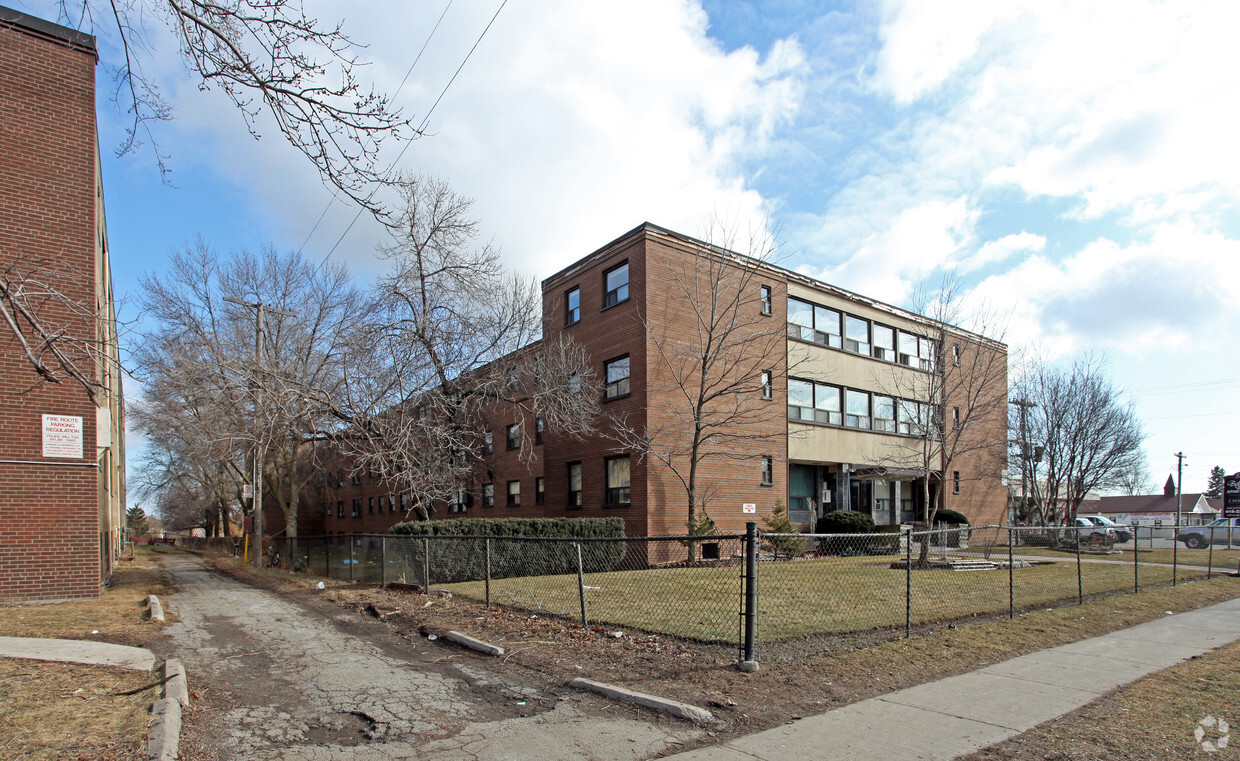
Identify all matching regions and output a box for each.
[665,596,1240,761]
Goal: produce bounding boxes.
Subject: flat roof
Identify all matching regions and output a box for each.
[0,5,96,53]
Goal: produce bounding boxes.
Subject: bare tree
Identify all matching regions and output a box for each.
[608,226,789,544]
[56,0,410,212]
[1015,353,1146,527]
[330,175,599,519]
[133,240,364,543]
[872,277,1009,563]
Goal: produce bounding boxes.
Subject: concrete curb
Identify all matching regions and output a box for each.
[569,677,716,724]
[445,630,506,656]
[163,658,189,707]
[147,696,181,761]
[0,637,156,670]
[147,594,165,623]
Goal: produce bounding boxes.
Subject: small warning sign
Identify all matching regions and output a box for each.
[742,503,757,514]
[42,414,83,459]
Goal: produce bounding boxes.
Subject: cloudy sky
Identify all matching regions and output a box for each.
[18,0,1239,494]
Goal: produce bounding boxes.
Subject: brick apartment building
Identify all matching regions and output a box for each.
[314,223,1008,538]
[0,7,126,602]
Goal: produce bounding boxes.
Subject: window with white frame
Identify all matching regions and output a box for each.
[787,378,842,425]
[761,370,772,400]
[898,331,920,368]
[844,315,870,355]
[604,355,630,399]
[872,324,895,361]
[873,395,896,432]
[507,480,520,506]
[845,389,871,429]
[604,261,629,307]
[605,456,631,505]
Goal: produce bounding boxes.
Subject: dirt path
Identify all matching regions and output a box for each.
[156,554,701,760]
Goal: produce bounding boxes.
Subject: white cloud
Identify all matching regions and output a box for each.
[957,232,1044,274]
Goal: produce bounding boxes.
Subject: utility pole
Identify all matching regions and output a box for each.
[1009,399,1036,526]
[223,296,296,568]
[1175,451,1185,529]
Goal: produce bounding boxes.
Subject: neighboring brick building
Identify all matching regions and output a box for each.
[316,223,1008,538]
[0,7,126,602]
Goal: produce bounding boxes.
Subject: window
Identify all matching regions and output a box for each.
[953,471,961,494]
[919,337,936,371]
[952,406,960,429]
[351,473,361,485]
[844,315,870,355]
[898,331,920,368]
[604,261,629,307]
[814,305,842,348]
[569,373,581,394]
[368,496,375,514]
[873,395,896,432]
[787,297,813,340]
[336,501,344,519]
[951,343,960,366]
[568,462,582,508]
[605,355,631,399]
[400,493,408,510]
[535,417,544,445]
[565,286,581,325]
[450,489,471,514]
[759,285,772,315]
[605,456,631,505]
[872,324,895,361]
[787,378,842,425]
[507,480,521,506]
[761,456,773,486]
[535,477,545,505]
[506,423,520,450]
[897,399,921,435]
[761,370,772,400]
[483,483,495,508]
[351,499,361,518]
[845,389,870,429]
[379,496,386,514]
[483,431,493,454]
[786,297,841,348]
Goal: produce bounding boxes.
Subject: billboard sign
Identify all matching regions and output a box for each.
[1223,473,1240,518]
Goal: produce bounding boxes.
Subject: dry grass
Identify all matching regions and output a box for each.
[0,660,154,761]
[0,546,173,760]
[959,639,1240,760]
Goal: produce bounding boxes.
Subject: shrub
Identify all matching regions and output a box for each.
[387,517,626,583]
[761,501,805,559]
[816,510,876,555]
[934,508,970,525]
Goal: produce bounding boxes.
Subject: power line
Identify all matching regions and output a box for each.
[323,0,509,260]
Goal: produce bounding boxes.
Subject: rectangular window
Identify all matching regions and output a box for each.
[352,473,361,485]
[337,501,344,519]
[483,431,493,454]
[483,483,495,508]
[787,378,814,421]
[845,389,870,429]
[368,497,375,514]
[898,331,920,368]
[951,343,960,366]
[450,489,470,514]
[605,456,631,505]
[814,305,842,348]
[760,285,772,315]
[569,373,581,395]
[873,395,896,432]
[952,406,960,429]
[787,297,813,341]
[568,462,582,508]
[535,417,544,445]
[761,456,773,486]
[872,324,895,361]
[789,464,815,511]
[565,286,581,325]
[379,496,387,514]
[605,355,631,399]
[507,480,521,506]
[506,423,520,450]
[897,399,919,435]
[953,471,961,494]
[844,315,870,355]
[813,383,842,425]
[535,476,545,505]
[787,379,842,425]
[352,499,361,518]
[919,337,936,371]
[761,370,772,400]
[604,261,629,307]
[400,493,408,510]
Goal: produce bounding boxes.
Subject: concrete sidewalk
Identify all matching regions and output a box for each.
[0,636,157,670]
[666,596,1240,761]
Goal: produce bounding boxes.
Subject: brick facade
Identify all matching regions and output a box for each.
[311,223,1008,540]
[0,8,125,602]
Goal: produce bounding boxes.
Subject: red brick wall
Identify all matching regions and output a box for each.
[0,17,102,602]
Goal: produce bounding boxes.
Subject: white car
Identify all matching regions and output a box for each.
[1078,515,1132,543]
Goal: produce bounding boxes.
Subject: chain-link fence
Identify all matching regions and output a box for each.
[259,522,1236,664]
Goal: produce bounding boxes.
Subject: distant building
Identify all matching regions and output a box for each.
[1093,476,1219,527]
[0,7,125,602]
[310,224,1008,538]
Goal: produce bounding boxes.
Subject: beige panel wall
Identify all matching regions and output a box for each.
[787,340,930,397]
[788,422,929,467]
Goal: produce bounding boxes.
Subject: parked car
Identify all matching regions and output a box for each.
[1073,516,1117,543]
[1176,517,1240,549]
[1079,515,1132,543]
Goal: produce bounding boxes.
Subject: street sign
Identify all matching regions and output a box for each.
[242,484,253,500]
[1223,473,1240,518]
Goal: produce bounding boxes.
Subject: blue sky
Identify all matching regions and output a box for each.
[17,0,1240,494]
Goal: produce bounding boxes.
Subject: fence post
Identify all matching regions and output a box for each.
[422,536,431,591]
[738,522,759,672]
[1208,527,1214,580]
[325,539,331,579]
[905,527,912,638]
[1008,526,1014,620]
[485,538,492,609]
[1075,527,1083,605]
[576,541,588,627]
[381,535,387,587]
[1172,519,1179,586]
[1134,525,1140,593]
[349,535,355,583]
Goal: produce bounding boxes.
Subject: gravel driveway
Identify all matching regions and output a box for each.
[158,554,701,760]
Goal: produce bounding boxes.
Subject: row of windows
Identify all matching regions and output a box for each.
[565,261,630,326]
[450,477,548,513]
[566,455,631,506]
[787,296,939,371]
[334,493,411,519]
[787,377,936,435]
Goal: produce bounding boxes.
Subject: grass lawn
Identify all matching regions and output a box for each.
[436,550,1217,643]
[0,546,172,760]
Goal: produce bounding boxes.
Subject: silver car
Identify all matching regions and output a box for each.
[1176,517,1240,549]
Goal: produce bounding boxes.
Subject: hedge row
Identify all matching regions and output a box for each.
[386,517,627,583]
